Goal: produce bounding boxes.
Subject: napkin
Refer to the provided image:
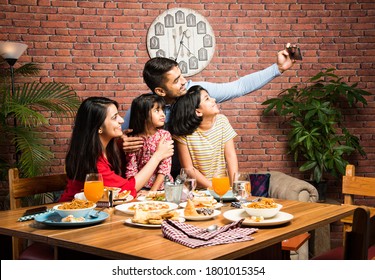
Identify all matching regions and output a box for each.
[161,219,257,248]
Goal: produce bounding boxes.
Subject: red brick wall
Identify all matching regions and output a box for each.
[1,1,375,200]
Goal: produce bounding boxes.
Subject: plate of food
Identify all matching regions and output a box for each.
[74,191,133,203]
[223,209,294,226]
[191,190,212,197]
[34,211,109,227]
[124,208,184,227]
[175,208,221,221]
[115,201,178,215]
[137,191,165,201]
[179,196,222,209]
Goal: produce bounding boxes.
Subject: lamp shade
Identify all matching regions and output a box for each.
[0,41,28,60]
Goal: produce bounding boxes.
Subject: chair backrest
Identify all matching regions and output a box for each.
[9,168,67,210]
[342,164,375,205]
[344,206,375,260]
[8,168,67,259]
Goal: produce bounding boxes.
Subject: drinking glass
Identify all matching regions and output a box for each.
[180,168,197,200]
[232,172,251,202]
[212,169,230,205]
[83,173,104,203]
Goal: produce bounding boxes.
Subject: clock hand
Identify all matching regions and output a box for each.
[180,42,193,56]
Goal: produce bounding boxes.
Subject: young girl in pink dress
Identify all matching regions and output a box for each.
[125,94,174,191]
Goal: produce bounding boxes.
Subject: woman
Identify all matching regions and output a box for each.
[60,97,174,202]
[169,85,238,189]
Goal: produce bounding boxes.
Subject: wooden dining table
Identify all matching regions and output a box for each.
[0,198,356,260]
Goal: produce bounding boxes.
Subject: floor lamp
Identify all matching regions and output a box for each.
[0,41,28,163]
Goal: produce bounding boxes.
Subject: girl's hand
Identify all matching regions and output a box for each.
[154,135,174,161]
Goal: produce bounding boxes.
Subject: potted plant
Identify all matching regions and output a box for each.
[262,68,371,201]
[0,60,80,179]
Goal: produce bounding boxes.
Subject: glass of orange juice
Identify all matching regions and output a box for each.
[212,169,230,205]
[84,173,104,203]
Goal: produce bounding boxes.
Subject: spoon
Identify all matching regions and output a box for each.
[89,207,105,219]
[206,224,218,232]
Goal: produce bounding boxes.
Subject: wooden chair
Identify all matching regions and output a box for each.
[341,164,375,236]
[312,206,375,259]
[8,168,67,259]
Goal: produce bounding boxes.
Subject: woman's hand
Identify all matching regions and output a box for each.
[154,135,174,161]
[121,129,144,153]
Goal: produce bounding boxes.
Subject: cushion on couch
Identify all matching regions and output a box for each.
[250,173,270,197]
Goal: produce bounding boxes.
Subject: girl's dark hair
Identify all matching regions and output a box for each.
[65,97,122,181]
[169,85,204,136]
[143,57,178,93]
[129,93,166,135]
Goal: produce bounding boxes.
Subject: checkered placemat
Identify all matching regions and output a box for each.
[161,219,257,248]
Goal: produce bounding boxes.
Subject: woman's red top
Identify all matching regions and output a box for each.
[59,155,136,202]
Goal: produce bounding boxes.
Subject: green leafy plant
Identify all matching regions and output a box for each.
[262,68,371,183]
[0,60,80,178]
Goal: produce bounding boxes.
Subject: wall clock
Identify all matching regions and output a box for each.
[146,8,216,77]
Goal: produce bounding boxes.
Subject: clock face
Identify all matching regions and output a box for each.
[146,8,216,77]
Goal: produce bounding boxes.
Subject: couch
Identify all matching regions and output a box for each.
[262,171,320,259]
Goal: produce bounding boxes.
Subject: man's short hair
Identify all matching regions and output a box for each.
[143,57,178,93]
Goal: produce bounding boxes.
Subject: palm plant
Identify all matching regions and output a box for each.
[0,60,80,178]
[262,68,371,184]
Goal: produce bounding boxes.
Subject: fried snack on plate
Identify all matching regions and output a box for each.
[192,196,217,208]
[131,209,179,225]
[184,199,200,216]
[146,191,165,201]
[117,190,131,199]
[61,215,85,223]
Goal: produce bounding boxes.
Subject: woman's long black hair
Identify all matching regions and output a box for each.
[65,97,121,181]
[129,93,165,136]
[169,85,204,136]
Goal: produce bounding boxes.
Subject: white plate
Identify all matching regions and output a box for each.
[175,209,221,221]
[223,209,294,226]
[74,192,133,203]
[179,201,223,209]
[124,217,185,228]
[115,201,178,215]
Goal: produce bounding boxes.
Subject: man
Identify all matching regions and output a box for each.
[123,44,296,153]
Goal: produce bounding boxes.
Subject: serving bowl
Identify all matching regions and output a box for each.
[53,203,96,218]
[242,202,282,218]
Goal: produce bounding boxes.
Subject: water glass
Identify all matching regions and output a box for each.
[164,182,183,204]
[232,172,251,202]
[180,168,197,200]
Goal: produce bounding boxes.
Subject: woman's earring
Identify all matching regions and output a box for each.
[98,129,103,134]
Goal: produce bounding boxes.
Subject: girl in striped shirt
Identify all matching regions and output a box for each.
[170,85,238,189]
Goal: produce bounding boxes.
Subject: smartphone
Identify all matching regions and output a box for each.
[287,46,303,60]
[23,206,47,216]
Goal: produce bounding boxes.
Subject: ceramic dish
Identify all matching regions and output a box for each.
[174,209,221,221]
[124,217,185,228]
[53,203,96,218]
[34,211,109,227]
[115,201,178,215]
[179,201,223,209]
[223,209,294,226]
[242,203,283,218]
